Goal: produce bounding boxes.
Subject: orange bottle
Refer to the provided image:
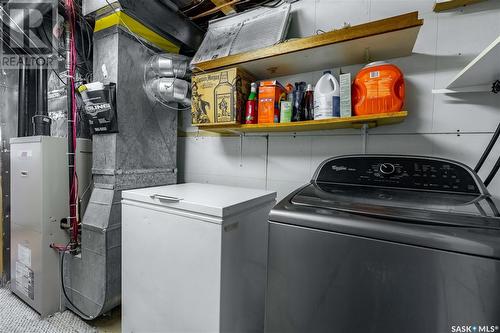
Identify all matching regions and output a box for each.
[352,61,405,116]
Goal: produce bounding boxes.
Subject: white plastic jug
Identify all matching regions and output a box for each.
[314,71,340,119]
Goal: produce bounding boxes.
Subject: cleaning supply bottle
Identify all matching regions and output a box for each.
[292,82,306,122]
[304,84,314,120]
[245,82,258,124]
[314,71,340,119]
[277,91,287,123]
[285,83,294,97]
[285,82,294,107]
[352,61,405,116]
[280,83,294,123]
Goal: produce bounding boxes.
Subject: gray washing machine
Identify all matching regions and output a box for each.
[266,155,500,333]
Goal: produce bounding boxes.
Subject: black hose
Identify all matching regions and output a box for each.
[475,122,500,173]
[60,245,95,320]
[484,155,500,188]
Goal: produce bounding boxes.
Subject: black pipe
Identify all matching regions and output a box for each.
[33,65,50,136]
[475,122,500,173]
[36,65,48,116]
[26,69,38,136]
[17,60,28,137]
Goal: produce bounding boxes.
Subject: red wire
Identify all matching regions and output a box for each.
[66,0,79,245]
[50,243,71,252]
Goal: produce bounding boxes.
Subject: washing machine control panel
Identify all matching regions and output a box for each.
[315,156,481,194]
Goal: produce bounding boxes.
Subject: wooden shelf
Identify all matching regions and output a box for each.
[433,35,500,94]
[198,112,408,134]
[192,12,423,78]
[433,0,488,12]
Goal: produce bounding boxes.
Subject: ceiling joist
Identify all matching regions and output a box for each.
[433,0,488,12]
[209,0,237,15]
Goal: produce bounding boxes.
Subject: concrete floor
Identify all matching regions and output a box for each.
[89,307,121,333]
[0,287,121,333]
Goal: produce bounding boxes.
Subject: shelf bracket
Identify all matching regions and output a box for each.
[432,85,493,94]
[364,48,371,63]
[361,123,369,154]
[239,133,244,167]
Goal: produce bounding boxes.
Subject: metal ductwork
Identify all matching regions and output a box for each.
[83,0,205,54]
[62,26,178,318]
[144,53,192,106]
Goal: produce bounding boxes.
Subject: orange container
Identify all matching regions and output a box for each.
[258,81,286,123]
[352,62,405,116]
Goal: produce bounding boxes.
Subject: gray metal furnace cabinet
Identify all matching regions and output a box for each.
[121,183,276,333]
[10,136,92,317]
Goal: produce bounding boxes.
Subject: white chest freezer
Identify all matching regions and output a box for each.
[121,183,276,333]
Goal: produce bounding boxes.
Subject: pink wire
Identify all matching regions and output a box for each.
[66,0,79,245]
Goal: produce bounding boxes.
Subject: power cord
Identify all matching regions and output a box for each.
[59,243,95,321]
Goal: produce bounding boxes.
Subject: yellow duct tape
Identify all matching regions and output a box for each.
[94,11,180,53]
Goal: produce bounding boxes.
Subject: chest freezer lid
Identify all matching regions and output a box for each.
[122,183,276,217]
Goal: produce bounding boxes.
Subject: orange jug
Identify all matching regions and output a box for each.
[352,61,405,116]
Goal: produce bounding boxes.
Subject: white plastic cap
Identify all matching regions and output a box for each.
[307,84,313,91]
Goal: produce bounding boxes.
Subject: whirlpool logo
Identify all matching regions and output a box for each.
[331,165,347,172]
[451,325,499,332]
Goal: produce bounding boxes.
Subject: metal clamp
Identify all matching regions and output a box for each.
[150,194,182,202]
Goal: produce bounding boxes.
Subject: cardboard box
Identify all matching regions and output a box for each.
[258,81,286,124]
[191,68,254,125]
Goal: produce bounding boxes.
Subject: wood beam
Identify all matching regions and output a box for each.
[433,0,488,12]
[210,0,236,15]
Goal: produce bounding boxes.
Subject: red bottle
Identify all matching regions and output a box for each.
[245,83,258,124]
[245,100,258,124]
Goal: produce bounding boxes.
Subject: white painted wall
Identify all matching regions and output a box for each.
[178,0,500,200]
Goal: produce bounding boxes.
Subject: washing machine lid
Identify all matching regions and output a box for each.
[269,155,500,259]
[291,182,500,229]
[289,154,500,229]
